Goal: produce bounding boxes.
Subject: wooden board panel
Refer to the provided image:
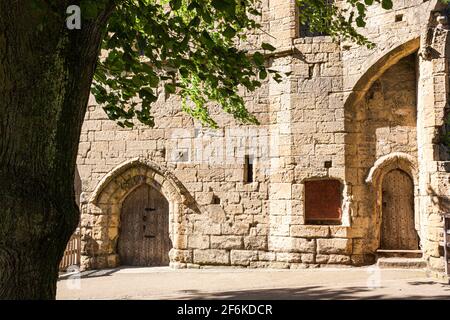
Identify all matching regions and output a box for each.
[305,180,342,222]
[381,169,419,250]
[118,184,171,266]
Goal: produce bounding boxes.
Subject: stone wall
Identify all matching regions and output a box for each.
[76,0,449,278]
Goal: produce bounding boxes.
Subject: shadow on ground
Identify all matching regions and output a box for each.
[59,266,174,280]
[59,268,121,280]
[176,282,450,300]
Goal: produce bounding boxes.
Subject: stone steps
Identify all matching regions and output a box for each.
[376,249,422,259]
[376,257,427,269]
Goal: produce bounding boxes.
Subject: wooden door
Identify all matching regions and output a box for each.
[118,184,171,266]
[380,169,419,250]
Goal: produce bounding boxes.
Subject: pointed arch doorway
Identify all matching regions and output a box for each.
[118,183,171,266]
[380,169,419,250]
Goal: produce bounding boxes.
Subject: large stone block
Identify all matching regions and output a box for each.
[428,256,445,272]
[257,251,276,261]
[210,236,243,249]
[221,221,250,235]
[327,254,351,264]
[329,226,352,238]
[230,250,258,266]
[188,235,210,249]
[317,238,352,255]
[225,204,244,215]
[269,183,292,200]
[193,249,230,265]
[169,249,193,263]
[290,225,330,238]
[301,253,315,263]
[193,221,221,235]
[276,252,302,263]
[423,240,441,258]
[244,236,267,250]
[269,236,316,253]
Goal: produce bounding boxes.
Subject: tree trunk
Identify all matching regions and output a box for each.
[0,1,113,299]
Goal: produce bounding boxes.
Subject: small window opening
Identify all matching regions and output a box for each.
[395,14,404,22]
[244,155,254,183]
[212,195,221,205]
[308,65,314,79]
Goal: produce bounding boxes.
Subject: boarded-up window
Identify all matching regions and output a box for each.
[305,179,342,224]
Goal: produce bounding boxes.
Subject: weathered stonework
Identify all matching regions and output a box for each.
[76,0,450,280]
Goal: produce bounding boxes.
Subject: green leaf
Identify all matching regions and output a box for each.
[211,0,235,14]
[259,68,267,80]
[252,52,264,66]
[381,0,393,10]
[200,31,215,48]
[164,83,176,94]
[261,42,276,52]
[91,0,389,130]
[170,0,182,11]
[356,16,366,28]
[80,0,100,19]
[223,26,237,38]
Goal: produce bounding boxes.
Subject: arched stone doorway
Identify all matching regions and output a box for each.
[380,169,419,250]
[366,152,420,253]
[118,183,171,266]
[80,158,197,270]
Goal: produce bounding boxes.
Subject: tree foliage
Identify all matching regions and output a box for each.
[81,0,397,129]
[92,0,273,128]
[297,0,393,47]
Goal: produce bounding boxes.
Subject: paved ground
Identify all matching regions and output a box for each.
[56,266,450,300]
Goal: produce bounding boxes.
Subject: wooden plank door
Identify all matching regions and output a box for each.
[118,184,171,266]
[380,169,419,250]
[144,186,171,265]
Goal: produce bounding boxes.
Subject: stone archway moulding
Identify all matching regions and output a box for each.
[344,0,443,109]
[345,37,421,109]
[89,157,187,206]
[366,152,418,187]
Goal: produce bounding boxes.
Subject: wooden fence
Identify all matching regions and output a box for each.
[59,232,81,271]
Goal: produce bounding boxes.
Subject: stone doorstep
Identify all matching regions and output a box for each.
[376,257,427,269]
[376,249,422,259]
[376,249,426,269]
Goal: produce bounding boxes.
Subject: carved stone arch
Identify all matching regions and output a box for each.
[90,157,187,206]
[81,158,196,270]
[344,37,420,109]
[344,0,445,109]
[366,153,420,248]
[366,152,418,187]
